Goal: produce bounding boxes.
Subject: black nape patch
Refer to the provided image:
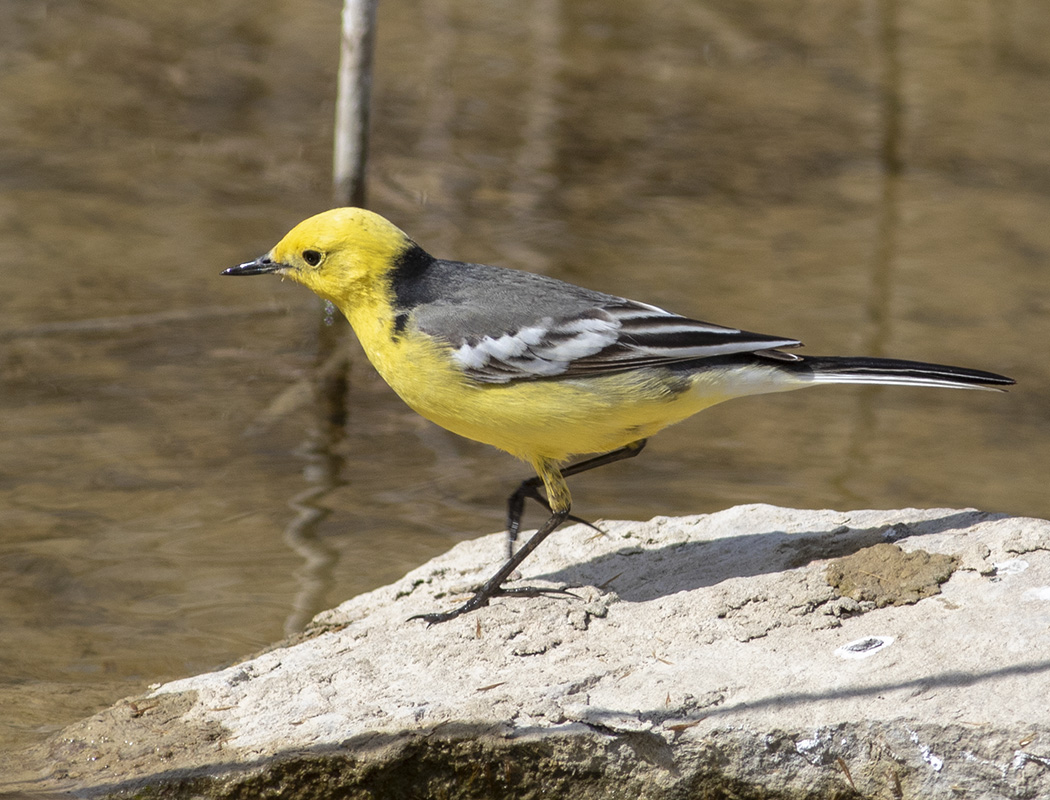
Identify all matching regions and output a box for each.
[389,244,436,308]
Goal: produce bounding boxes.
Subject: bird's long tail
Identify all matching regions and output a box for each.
[793,355,1014,391]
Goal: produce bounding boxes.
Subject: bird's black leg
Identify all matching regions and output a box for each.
[410,505,571,625]
[411,440,649,625]
[505,439,649,556]
[505,478,597,557]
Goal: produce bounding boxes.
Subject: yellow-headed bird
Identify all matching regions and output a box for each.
[225,207,1013,623]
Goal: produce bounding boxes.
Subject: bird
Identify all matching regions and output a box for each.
[224,207,1014,624]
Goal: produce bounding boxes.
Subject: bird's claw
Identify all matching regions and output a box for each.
[408,583,578,625]
[491,584,580,600]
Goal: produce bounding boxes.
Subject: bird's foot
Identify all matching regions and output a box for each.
[409,583,579,625]
[491,584,580,600]
[408,591,491,625]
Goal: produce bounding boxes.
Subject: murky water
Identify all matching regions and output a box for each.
[1,0,1047,755]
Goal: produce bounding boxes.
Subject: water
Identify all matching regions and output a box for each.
[1,0,1047,755]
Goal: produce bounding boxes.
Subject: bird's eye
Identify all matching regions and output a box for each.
[302,249,323,266]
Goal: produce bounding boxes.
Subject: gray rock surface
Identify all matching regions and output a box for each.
[3,505,1049,799]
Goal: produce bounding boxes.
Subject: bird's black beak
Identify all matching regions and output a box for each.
[222,255,283,276]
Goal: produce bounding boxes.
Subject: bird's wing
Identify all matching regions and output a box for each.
[445,301,800,383]
[403,261,801,384]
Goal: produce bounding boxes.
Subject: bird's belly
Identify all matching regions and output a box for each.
[365,330,803,465]
[395,367,726,464]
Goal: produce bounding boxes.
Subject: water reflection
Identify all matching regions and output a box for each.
[1,0,1046,756]
[277,319,348,636]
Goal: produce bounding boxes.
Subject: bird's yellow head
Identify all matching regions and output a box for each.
[224,207,415,307]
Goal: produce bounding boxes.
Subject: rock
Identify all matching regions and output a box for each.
[3,505,1049,799]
